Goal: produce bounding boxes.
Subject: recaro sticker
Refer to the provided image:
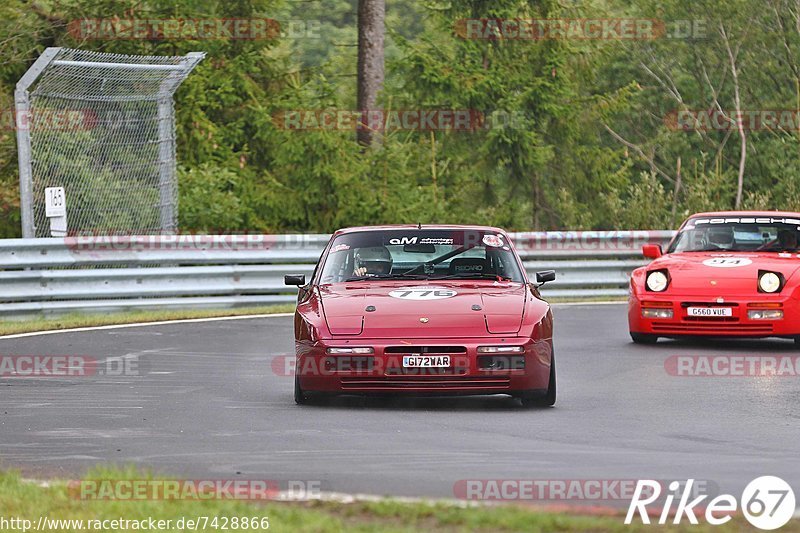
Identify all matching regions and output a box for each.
[389,286,458,300]
[702,257,753,268]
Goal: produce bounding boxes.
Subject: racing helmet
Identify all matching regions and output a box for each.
[706,226,733,248]
[354,246,393,275]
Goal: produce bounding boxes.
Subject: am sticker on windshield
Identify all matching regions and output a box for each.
[389,287,458,300]
[702,257,753,268]
[331,244,351,253]
[483,234,504,248]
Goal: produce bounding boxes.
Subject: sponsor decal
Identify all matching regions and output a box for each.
[691,217,800,227]
[388,236,454,245]
[702,257,752,268]
[482,234,504,248]
[388,286,458,300]
[330,244,350,253]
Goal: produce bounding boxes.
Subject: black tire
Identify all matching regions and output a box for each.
[294,374,307,405]
[630,332,658,344]
[520,352,556,408]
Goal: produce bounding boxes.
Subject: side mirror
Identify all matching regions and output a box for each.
[642,244,663,259]
[535,270,556,285]
[284,274,306,286]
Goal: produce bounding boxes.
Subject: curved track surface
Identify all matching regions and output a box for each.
[1,304,798,504]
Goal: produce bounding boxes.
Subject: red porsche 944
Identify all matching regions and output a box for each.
[284,225,557,407]
[629,211,800,344]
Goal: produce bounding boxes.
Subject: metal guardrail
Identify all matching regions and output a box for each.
[0,231,675,318]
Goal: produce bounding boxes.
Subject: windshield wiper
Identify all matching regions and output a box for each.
[344,273,430,282]
[434,273,513,281]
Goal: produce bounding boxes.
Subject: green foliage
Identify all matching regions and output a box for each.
[1,0,799,237]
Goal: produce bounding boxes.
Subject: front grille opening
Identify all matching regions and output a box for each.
[340,376,511,390]
[683,317,739,322]
[384,346,467,354]
[680,302,740,307]
[385,367,467,376]
[651,322,773,333]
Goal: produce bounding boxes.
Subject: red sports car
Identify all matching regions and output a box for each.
[284,225,556,406]
[629,211,800,344]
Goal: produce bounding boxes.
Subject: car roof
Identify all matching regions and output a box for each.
[688,210,800,218]
[333,224,508,235]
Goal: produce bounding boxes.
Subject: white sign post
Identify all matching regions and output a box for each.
[44,186,67,237]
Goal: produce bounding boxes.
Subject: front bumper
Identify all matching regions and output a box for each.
[629,292,800,338]
[295,337,552,395]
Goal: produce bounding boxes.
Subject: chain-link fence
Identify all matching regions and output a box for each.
[15,47,204,238]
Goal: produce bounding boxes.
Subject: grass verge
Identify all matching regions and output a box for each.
[0,468,795,532]
[0,305,296,337]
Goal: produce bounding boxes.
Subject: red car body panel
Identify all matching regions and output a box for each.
[292,225,554,396]
[628,211,800,338]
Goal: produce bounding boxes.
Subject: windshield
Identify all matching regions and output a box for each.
[668,216,800,253]
[318,229,525,283]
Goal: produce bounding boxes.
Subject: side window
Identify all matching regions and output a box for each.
[321,250,351,283]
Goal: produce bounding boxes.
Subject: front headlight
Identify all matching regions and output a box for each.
[477,346,524,353]
[748,309,784,320]
[642,308,673,319]
[646,270,669,292]
[758,271,782,293]
[326,347,374,354]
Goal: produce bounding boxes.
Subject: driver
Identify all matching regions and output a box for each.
[705,226,734,249]
[353,246,393,277]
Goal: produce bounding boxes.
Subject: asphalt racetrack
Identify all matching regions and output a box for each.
[1,303,799,506]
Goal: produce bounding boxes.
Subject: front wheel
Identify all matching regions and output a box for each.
[630,332,658,344]
[520,352,556,408]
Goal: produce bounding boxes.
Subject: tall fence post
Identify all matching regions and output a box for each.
[15,47,60,238]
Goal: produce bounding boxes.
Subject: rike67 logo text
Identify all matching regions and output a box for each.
[626,477,795,530]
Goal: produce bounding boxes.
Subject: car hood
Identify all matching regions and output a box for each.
[647,252,800,292]
[319,281,527,337]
